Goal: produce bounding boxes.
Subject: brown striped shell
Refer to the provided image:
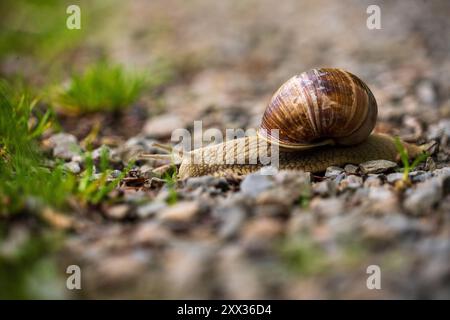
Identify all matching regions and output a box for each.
[258,68,378,150]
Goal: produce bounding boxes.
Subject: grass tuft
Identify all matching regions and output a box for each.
[0,80,74,215]
[53,63,147,114]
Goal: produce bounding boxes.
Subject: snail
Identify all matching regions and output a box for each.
[143,68,426,179]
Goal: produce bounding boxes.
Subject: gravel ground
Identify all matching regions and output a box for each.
[4,0,450,299]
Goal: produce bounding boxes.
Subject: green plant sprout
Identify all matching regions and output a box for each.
[163,165,179,205]
[394,136,429,183]
[298,185,312,209]
[279,236,328,276]
[77,146,133,205]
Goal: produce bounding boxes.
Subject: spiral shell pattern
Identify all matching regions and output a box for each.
[259,68,378,149]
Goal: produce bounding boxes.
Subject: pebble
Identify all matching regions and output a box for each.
[185,176,229,191]
[367,186,399,213]
[334,172,346,184]
[47,132,77,147]
[361,215,416,242]
[63,161,81,174]
[240,173,274,197]
[344,164,359,174]
[364,174,383,188]
[416,80,436,105]
[433,167,450,178]
[48,133,82,160]
[214,199,248,239]
[253,204,288,217]
[368,186,395,202]
[96,251,148,282]
[313,180,337,197]
[404,178,443,215]
[286,209,315,234]
[387,173,404,184]
[409,171,433,183]
[158,201,199,223]
[106,204,130,220]
[110,170,122,179]
[241,217,284,246]
[136,201,167,218]
[359,160,397,174]
[325,166,344,179]
[132,222,171,246]
[143,114,185,138]
[92,145,111,161]
[119,136,159,162]
[216,246,265,299]
[163,242,215,298]
[427,119,450,140]
[310,197,344,218]
[340,175,363,189]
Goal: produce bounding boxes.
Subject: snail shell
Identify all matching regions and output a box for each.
[258,68,378,150]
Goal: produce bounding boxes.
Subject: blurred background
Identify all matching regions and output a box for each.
[0,0,449,299]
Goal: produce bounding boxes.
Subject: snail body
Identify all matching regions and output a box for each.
[144,68,425,179]
[177,133,423,179]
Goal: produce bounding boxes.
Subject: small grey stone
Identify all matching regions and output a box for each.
[325,166,344,179]
[334,172,346,184]
[71,154,83,163]
[344,164,359,174]
[92,146,111,160]
[240,173,274,197]
[53,146,79,160]
[368,186,396,202]
[63,161,81,174]
[387,173,404,184]
[364,174,383,188]
[416,80,436,105]
[404,178,443,215]
[47,133,77,147]
[313,180,337,197]
[310,197,344,218]
[433,167,450,178]
[359,160,397,174]
[48,133,82,160]
[427,119,450,140]
[143,114,185,138]
[110,170,122,179]
[137,201,167,218]
[216,206,246,239]
[106,204,130,220]
[53,143,82,160]
[340,175,363,189]
[158,201,199,223]
[366,186,399,213]
[185,176,229,191]
[361,214,425,241]
[410,171,433,183]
